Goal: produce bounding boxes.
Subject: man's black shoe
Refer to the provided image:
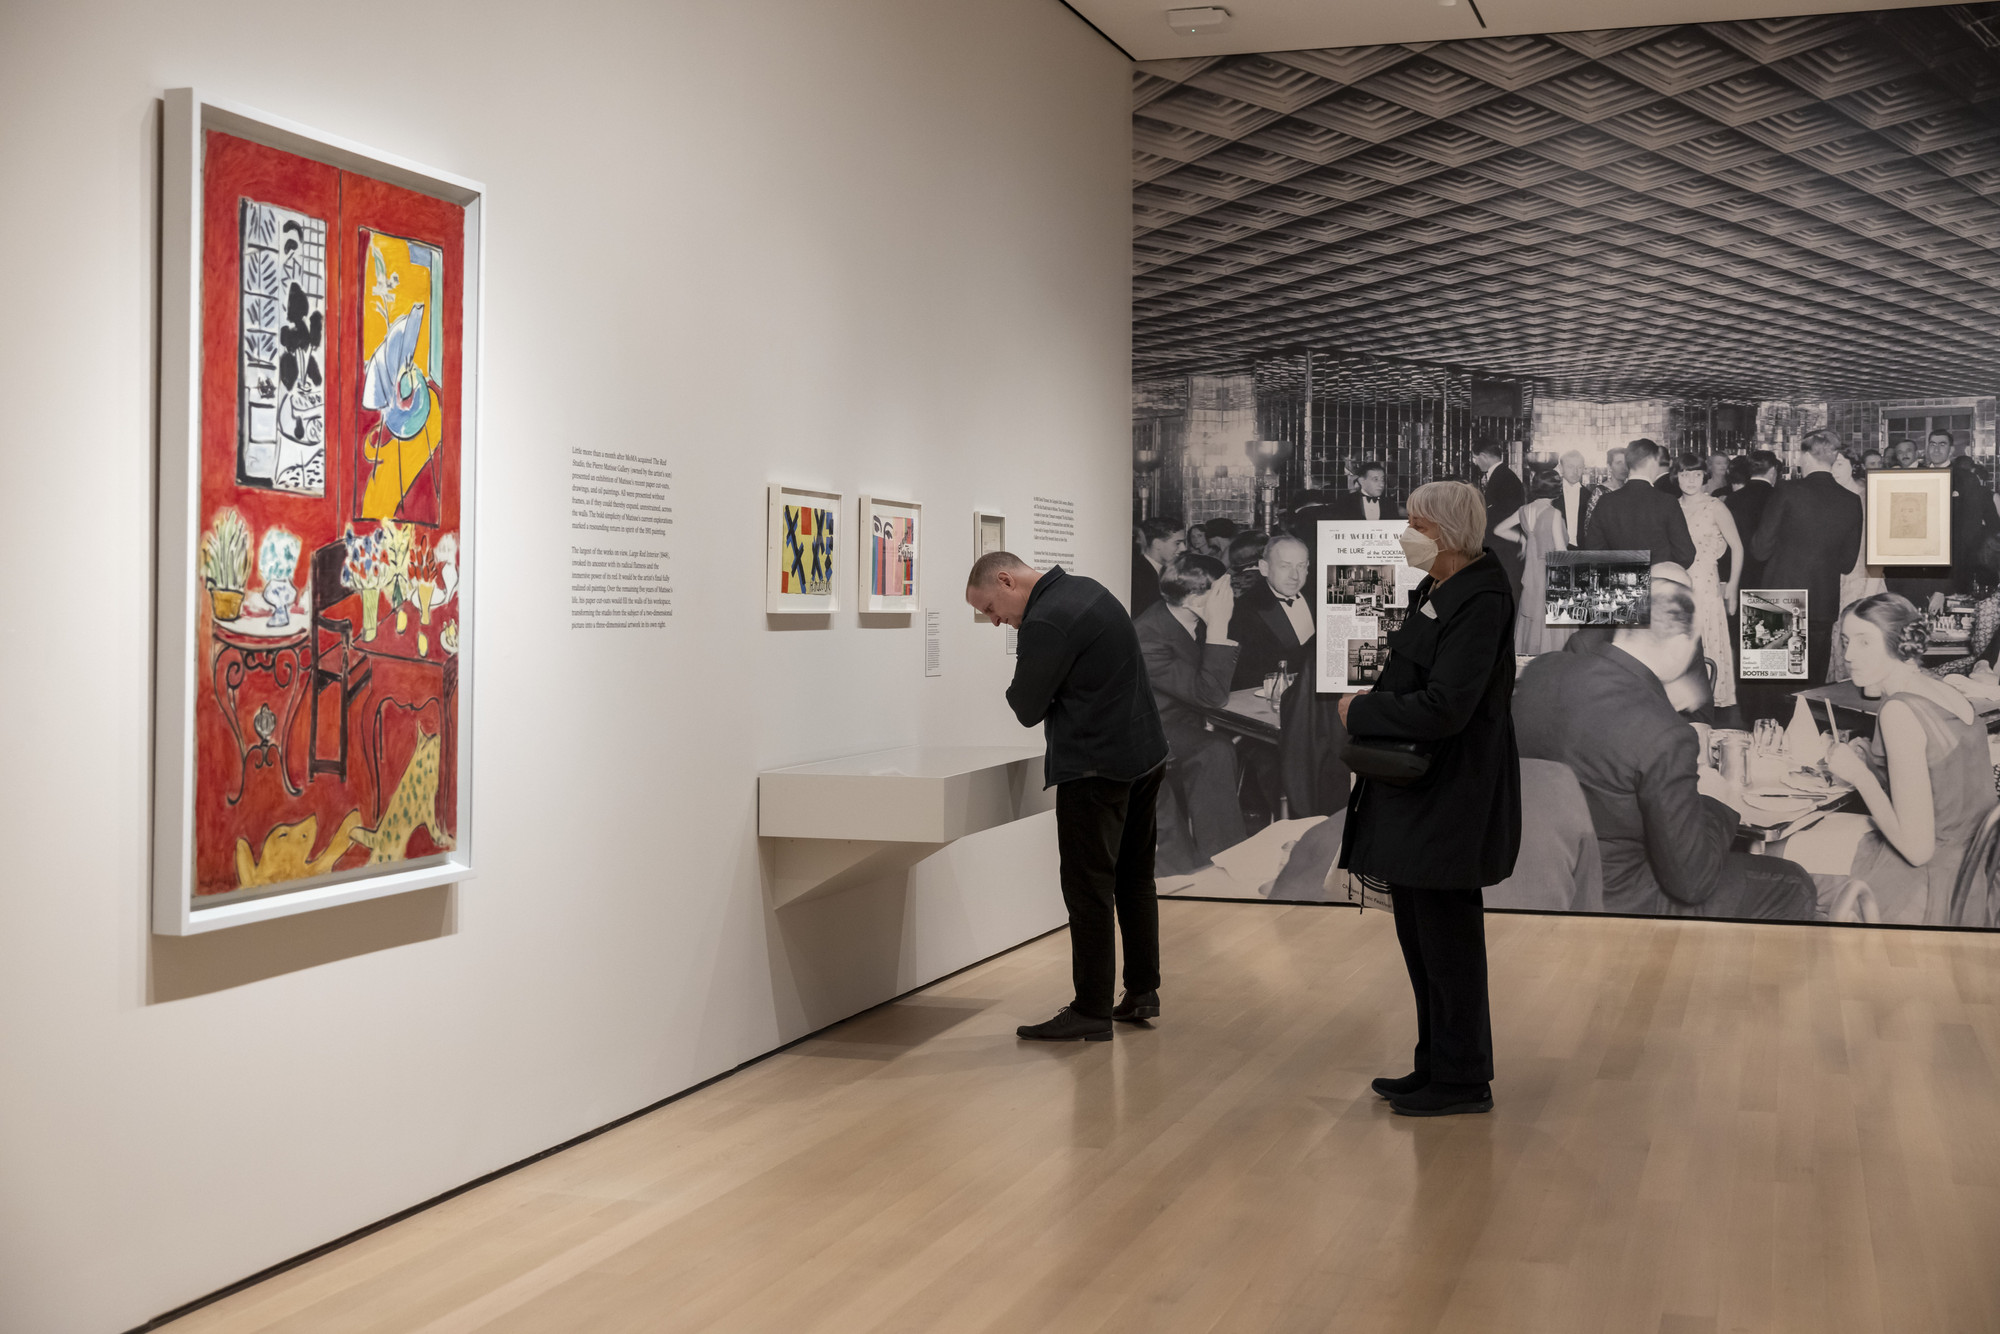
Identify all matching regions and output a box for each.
[1371,1071,1427,1099]
[1017,1007,1113,1042]
[1111,990,1160,1022]
[1390,1082,1492,1117]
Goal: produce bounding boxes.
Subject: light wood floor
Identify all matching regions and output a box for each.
[165,903,2000,1334]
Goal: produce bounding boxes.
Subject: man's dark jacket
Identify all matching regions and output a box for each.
[1132,600,1237,735]
[1227,579,1310,690]
[1723,478,1774,586]
[1513,637,1736,915]
[1749,471,1861,620]
[1007,567,1168,788]
[1338,551,1521,889]
[1131,549,1162,617]
[1950,455,1996,574]
[1481,464,1525,538]
[1585,479,1698,567]
[1327,492,1402,521]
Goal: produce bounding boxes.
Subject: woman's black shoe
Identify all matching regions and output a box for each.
[1111,990,1160,1022]
[1016,1007,1113,1042]
[1370,1071,1427,1099]
[1390,1082,1492,1116]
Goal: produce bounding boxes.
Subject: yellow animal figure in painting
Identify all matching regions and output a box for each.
[235,811,364,888]
[352,729,453,864]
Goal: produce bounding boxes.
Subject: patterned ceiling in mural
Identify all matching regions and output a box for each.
[1132,7,2000,399]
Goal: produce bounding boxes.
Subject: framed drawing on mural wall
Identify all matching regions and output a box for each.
[154,89,482,935]
[858,495,920,614]
[768,485,841,614]
[1866,468,1952,566]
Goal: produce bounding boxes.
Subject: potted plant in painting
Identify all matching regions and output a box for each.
[198,509,252,621]
[257,528,302,629]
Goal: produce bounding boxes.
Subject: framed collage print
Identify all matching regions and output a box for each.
[153,89,483,934]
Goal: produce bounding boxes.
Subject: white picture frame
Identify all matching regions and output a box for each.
[154,88,483,935]
[1866,468,1952,566]
[767,484,842,614]
[858,495,921,614]
[972,510,1006,621]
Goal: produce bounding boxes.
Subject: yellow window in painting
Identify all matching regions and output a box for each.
[359,231,446,521]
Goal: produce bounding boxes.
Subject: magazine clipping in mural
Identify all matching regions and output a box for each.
[1739,590,1810,681]
[1316,520,1425,692]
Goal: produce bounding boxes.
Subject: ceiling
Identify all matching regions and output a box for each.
[1127,6,2000,400]
[1070,0,1952,63]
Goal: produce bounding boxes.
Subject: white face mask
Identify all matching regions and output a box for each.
[1398,527,1440,572]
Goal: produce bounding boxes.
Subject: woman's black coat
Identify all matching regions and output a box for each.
[1337,549,1522,889]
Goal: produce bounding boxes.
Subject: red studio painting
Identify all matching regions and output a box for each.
[157,92,480,930]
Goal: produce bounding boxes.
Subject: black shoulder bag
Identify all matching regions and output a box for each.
[1339,587,1515,787]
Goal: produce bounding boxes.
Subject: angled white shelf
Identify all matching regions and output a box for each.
[758,745,1050,906]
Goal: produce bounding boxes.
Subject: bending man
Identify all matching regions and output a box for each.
[968,552,1170,1042]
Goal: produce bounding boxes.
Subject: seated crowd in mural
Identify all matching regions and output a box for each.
[1131,433,2000,930]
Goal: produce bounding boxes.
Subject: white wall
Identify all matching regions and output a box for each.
[0,2,1131,1329]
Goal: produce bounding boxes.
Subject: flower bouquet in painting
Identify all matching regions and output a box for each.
[341,523,389,640]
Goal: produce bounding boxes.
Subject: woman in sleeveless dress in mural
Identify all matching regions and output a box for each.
[1817,595,1997,924]
[1674,453,1743,713]
[1494,484,1573,657]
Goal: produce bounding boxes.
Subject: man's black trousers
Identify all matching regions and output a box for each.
[1056,767,1164,1020]
[1390,886,1494,1086]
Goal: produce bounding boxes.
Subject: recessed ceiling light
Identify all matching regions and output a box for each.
[1166,6,1231,34]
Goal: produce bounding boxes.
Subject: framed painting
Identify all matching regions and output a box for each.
[972,511,1005,620]
[859,496,920,614]
[1866,468,1952,566]
[768,485,841,613]
[154,89,482,934]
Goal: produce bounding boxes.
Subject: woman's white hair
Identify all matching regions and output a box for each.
[1406,481,1488,558]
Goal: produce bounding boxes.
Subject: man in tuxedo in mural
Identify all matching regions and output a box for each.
[1513,569,1818,920]
[1585,439,1697,567]
[1931,428,2000,591]
[1474,440,1525,598]
[1132,554,1247,872]
[1550,450,1597,548]
[1750,429,1862,687]
[1131,516,1185,616]
[1229,533,1313,690]
[1725,450,1781,589]
[1329,460,1400,521]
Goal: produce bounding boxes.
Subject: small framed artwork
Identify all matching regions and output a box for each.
[768,485,841,613]
[1866,468,1952,566]
[154,88,482,935]
[859,495,921,614]
[973,511,1005,620]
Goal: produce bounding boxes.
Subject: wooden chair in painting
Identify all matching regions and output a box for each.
[309,539,372,783]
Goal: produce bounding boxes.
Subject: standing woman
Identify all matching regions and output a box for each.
[1337,481,1521,1117]
[1703,452,1734,496]
[1675,451,1744,714]
[1493,482,1572,655]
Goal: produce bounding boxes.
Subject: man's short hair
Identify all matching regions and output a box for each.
[1226,531,1269,564]
[1159,553,1225,603]
[1471,440,1504,462]
[1138,516,1182,546]
[1625,438,1665,469]
[1356,459,1387,480]
[1928,427,1956,443]
[1263,533,1308,564]
[1203,517,1239,542]
[1802,429,1838,459]
[966,551,1031,588]
[1647,578,1697,640]
[1747,449,1781,476]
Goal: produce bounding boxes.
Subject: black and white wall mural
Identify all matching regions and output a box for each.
[1130,7,2000,928]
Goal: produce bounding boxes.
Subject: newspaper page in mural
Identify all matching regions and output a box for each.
[1316,521,1421,693]
[1740,590,1808,680]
